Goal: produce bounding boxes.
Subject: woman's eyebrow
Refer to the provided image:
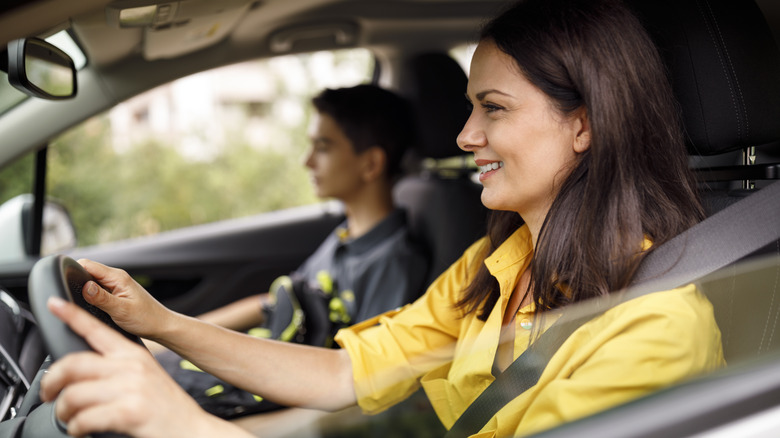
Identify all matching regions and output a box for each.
[475,89,512,101]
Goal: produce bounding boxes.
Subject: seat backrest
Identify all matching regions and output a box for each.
[628,0,780,211]
[629,0,780,157]
[394,52,488,286]
[700,256,780,363]
[626,0,780,364]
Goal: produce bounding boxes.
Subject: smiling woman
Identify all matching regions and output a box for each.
[33,1,726,437]
[460,40,590,236]
[2,0,780,435]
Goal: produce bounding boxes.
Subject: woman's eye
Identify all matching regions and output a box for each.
[465,99,474,112]
[482,103,503,113]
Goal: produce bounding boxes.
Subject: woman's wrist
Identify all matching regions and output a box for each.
[148,306,188,345]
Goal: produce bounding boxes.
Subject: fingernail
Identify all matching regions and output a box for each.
[48,296,66,308]
[85,282,97,297]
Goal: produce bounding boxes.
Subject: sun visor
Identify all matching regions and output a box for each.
[106,0,255,60]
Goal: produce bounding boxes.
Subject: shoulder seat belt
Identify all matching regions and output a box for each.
[445,180,780,438]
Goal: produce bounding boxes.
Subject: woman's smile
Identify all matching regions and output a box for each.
[476,159,504,181]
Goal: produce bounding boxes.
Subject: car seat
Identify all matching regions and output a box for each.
[394,52,489,287]
[626,0,780,365]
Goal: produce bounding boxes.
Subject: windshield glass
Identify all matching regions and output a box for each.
[0,73,26,114]
[0,30,85,115]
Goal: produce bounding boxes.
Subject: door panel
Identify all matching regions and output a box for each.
[60,203,344,315]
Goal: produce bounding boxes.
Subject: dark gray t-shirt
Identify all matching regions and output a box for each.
[293,208,429,324]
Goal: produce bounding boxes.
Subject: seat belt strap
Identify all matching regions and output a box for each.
[445,180,780,438]
[631,181,780,295]
[445,312,598,438]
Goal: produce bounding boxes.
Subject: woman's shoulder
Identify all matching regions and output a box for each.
[595,284,720,337]
[620,283,712,314]
[560,284,724,374]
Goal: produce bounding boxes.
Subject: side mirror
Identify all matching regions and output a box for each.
[7,37,77,100]
[0,195,77,263]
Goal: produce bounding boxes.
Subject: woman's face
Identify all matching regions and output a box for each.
[458,40,589,225]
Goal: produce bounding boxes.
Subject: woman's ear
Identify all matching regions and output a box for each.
[360,146,388,183]
[573,109,591,154]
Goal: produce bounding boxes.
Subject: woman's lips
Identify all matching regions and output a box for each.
[476,160,504,181]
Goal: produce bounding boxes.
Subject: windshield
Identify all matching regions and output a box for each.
[0,30,86,115]
[0,72,26,114]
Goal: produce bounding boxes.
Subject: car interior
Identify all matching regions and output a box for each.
[0,0,779,436]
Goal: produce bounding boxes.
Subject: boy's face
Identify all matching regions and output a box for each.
[304,112,366,201]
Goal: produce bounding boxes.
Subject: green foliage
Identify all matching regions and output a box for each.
[47,117,120,246]
[0,152,35,205]
[45,113,317,247]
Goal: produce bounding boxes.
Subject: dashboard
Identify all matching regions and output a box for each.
[0,288,46,425]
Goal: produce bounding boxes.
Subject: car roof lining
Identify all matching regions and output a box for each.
[69,0,495,68]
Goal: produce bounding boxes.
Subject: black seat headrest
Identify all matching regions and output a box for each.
[627,0,780,156]
[405,52,470,160]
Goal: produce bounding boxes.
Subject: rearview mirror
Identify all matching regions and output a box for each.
[7,37,77,100]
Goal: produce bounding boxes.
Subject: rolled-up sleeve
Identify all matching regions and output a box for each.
[335,238,487,414]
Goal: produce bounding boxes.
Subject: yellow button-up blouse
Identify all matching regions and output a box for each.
[335,225,724,437]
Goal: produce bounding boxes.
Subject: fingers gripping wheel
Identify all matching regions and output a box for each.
[28,255,143,360]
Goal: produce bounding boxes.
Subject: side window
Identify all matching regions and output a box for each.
[47,49,374,247]
[0,153,34,206]
[0,152,77,263]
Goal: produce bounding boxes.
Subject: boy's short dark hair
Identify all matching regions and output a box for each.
[312,84,417,179]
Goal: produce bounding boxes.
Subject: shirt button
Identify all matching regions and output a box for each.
[519,318,533,330]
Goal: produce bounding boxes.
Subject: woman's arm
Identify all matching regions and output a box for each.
[77,259,357,411]
[160,312,356,410]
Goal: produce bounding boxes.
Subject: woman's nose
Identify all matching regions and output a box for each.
[456,114,487,152]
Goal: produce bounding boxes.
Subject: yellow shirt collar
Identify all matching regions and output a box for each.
[483,225,534,275]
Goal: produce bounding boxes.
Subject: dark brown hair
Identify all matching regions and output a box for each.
[457,0,705,320]
[312,84,417,179]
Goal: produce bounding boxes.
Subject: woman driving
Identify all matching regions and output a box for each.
[40,0,724,436]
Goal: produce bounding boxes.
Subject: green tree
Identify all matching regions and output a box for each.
[45,111,318,246]
[0,152,35,205]
[48,116,119,246]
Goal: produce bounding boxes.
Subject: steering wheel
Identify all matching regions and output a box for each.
[18,255,140,438]
[28,254,143,360]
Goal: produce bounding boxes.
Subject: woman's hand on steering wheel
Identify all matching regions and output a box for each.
[39,297,252,438]
[77,259,173,341]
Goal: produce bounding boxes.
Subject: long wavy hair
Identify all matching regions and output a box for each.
[456,0,705,321]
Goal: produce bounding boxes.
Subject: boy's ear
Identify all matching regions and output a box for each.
[360,146,388,182]
[573,109,591,154]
